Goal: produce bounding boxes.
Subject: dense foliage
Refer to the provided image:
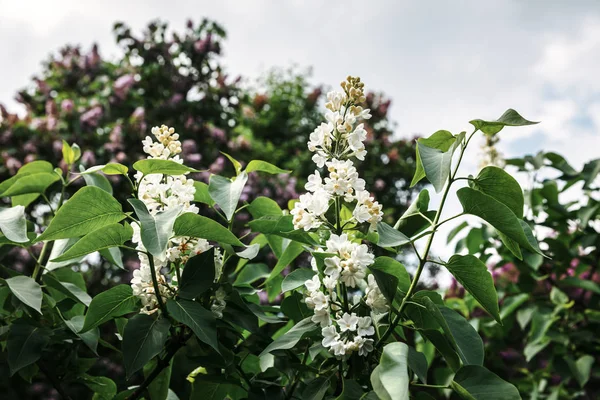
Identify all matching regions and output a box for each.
[449,152,600,399]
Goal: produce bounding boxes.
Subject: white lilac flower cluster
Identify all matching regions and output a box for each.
[292,78,388,358]
[303,233,387,357]
[291,77,383,233]
[131,125,224,315]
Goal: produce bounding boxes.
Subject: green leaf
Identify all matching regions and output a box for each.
[193,181,215,206]
[451,365,521,400]
[248,196,283,218]
[81,374,117,400]
[35,186,126,242]
[234,263,269,286]
[400,189,430,219]
[123,314,171,378]
[128,199,181,258]
[0,206,29,243]
[0,160,54,194]
[81,163,129,175]
[418,133,463,193]
[369,256,410,302]
[370,342,409,400]
[457,187,542,256]
[248,215,318,246]
[472,166,524,218]
[282,268,316,292]
[166,299,218,352]
[178,248,215,300]
[376,222,411,248]
[173,213,243,246]
[438,306,484,366]
[560,277,600,295]
[221,152,243,175]
[447,221,469,244]
[144,357,172,400]
[11,193,40,208]
[1,172,60,197]
[7,321,50,375]
[100,247,125,269]
[566,355,594,388]
[499,293,529,320]
[445,255,500,323]
[45,238,83,271]
[411,130,456,187]
[50,223,133,262]
[82,285,138,332]
[259,317,318,357]
[5,276,43,314]
[133,159,199,175]
[43,273,92,306]
[81,170,113,194]
[64,315,99,354]
[208,172,248,221]
[268,241,304,283]
[420,330,461,372]
[62,140,76,164]
[470,108,538,135]
[407,347,428,384]
[301,377,331,400]
[246,160,291,175]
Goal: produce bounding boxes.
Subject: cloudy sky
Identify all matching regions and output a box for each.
[1,1,599,264]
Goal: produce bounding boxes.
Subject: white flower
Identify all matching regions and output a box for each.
[306,291,329,311]
[347,123,367,153]
[337,312,359,332]
[312,308,331,327]
[305,275,321,292]
[321,325,340,347]
[312,152,328,168]
[322,275,337,290]
[351,244,375,268]
[305,170,323,192]
[354,336,374,356]
[330,340,347,357]
[324,256,342,279]
[357,316,375,336]
[366,275,388,314]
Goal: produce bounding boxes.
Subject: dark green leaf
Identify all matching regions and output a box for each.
[7,321,50,375]
[445,255,500,323]
[173,213,243,246]
[411,130,456,187]
[5,276,42,314]
[472,166,524,218]
[457,187,542,256]
[166,299,218,352]
[193,181,215,206]
[268,241,304,283]
[64,315,99,354]
[178,248,215,300]
[369,256,410,302]
[407,347,428,384]
[1,172,59,197]
[43,273,92,306]
[259,317,317,356]
[248,215,318,246]
[51,223,133,262]
[282,268,316,292]
[82,163,128,175]
[418,133,463,193]
[123,314,171,378]
[451,365,521,400]
[82,285,138,332]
